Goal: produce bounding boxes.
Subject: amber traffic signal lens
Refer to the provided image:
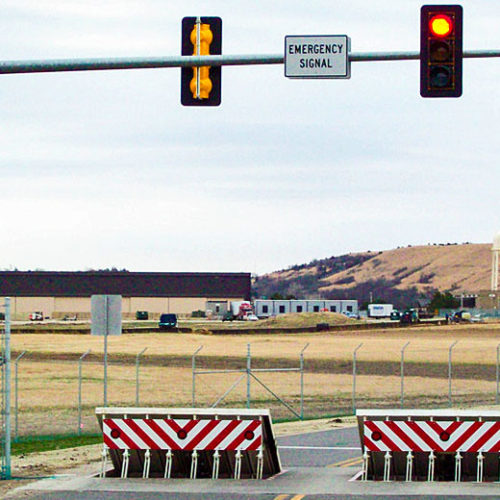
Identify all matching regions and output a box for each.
[429,40,452,62]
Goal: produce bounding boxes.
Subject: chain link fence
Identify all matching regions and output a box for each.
[6,337,500,440]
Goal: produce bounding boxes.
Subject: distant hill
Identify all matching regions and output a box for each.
[253,243,491,309]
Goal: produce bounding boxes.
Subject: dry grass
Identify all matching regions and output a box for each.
[256,312,356,327]
[14,359,499,436]
[315,243,491,293]
[11,322,500,364]
[10,322,500,437]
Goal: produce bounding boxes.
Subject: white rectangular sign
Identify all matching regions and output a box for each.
[91,294,122,336]
[285,35,350,79]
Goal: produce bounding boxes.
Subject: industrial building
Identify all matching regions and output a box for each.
[477,233,500,310]
[253,299,358,318]
[0,271,250,320]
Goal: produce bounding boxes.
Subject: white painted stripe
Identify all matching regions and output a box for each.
[451,421,487,451]
[153,418,184,447]
[364,423,390,452]
[115,419,149,450]
[215,421,251,450]
[377,422,408,452]
[135,419,170,449]
[191,420,228,450]
[279,446,361,450]
[397,422,432,451]
[103,420,130,450]
[481,425,500,452]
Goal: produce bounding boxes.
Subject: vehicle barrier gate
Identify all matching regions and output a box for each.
[357,409,500,482]
[96,407,281,479]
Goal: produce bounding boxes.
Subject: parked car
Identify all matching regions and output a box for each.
[222,311,234,322]
[390,310,401,320]
[400,310,419,324]
[343,312,360,319]
[244,313,259,321]
[136,311,149,320]
[452,311,471,323]
[29,312,43,321]
[159,313,177,330]
[471,313,485,323]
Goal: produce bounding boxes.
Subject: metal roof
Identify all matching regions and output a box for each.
[0,271,251,299]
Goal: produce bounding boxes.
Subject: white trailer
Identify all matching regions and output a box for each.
[368,303,394,318]
[254,299,358,318]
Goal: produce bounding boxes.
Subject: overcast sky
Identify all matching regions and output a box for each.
[0,1,499,274]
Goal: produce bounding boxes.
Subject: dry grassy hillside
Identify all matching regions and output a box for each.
[256,243,491,299]
[320,243,491,294]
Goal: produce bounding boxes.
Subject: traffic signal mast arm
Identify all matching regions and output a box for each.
[0,50,499,74]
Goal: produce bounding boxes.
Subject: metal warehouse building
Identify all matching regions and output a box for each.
[254,299,358,318]
[0,271,251,320]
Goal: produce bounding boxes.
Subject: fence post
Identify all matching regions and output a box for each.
[78,349,91,436]
[103,296,108,407]
[352,343,363,415]
[14,351,26,442]
[3,297,11,480]
[300,343,310,420]
[448,341,458,407]
[135,348,147,406]
[496,343,500,405]
[400,342,410,409]
[192,345,203,407]
[246,344,251,409]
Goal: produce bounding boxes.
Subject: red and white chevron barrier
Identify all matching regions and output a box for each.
[103,418,262,451]
[96,408,281,480]
[357,410,500,482]
[364,420,500,453]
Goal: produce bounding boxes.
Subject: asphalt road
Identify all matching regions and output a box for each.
[9,426,500,500]
[278,426,361,468]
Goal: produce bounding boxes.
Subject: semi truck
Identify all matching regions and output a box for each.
[367,303,394,318]
[223,301,254,321]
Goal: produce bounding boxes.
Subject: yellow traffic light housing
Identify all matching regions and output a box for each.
[181,17,222,106]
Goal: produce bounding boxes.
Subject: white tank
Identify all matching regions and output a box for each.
[493,233,500,251]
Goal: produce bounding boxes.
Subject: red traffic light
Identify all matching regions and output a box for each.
[429,14,453,37]
[420,5,463,98]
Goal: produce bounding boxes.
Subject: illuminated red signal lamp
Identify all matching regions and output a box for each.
[429,14,453,37]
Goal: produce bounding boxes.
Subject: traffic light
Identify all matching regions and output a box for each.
[181,17,222,106]
[420,5,463,98]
